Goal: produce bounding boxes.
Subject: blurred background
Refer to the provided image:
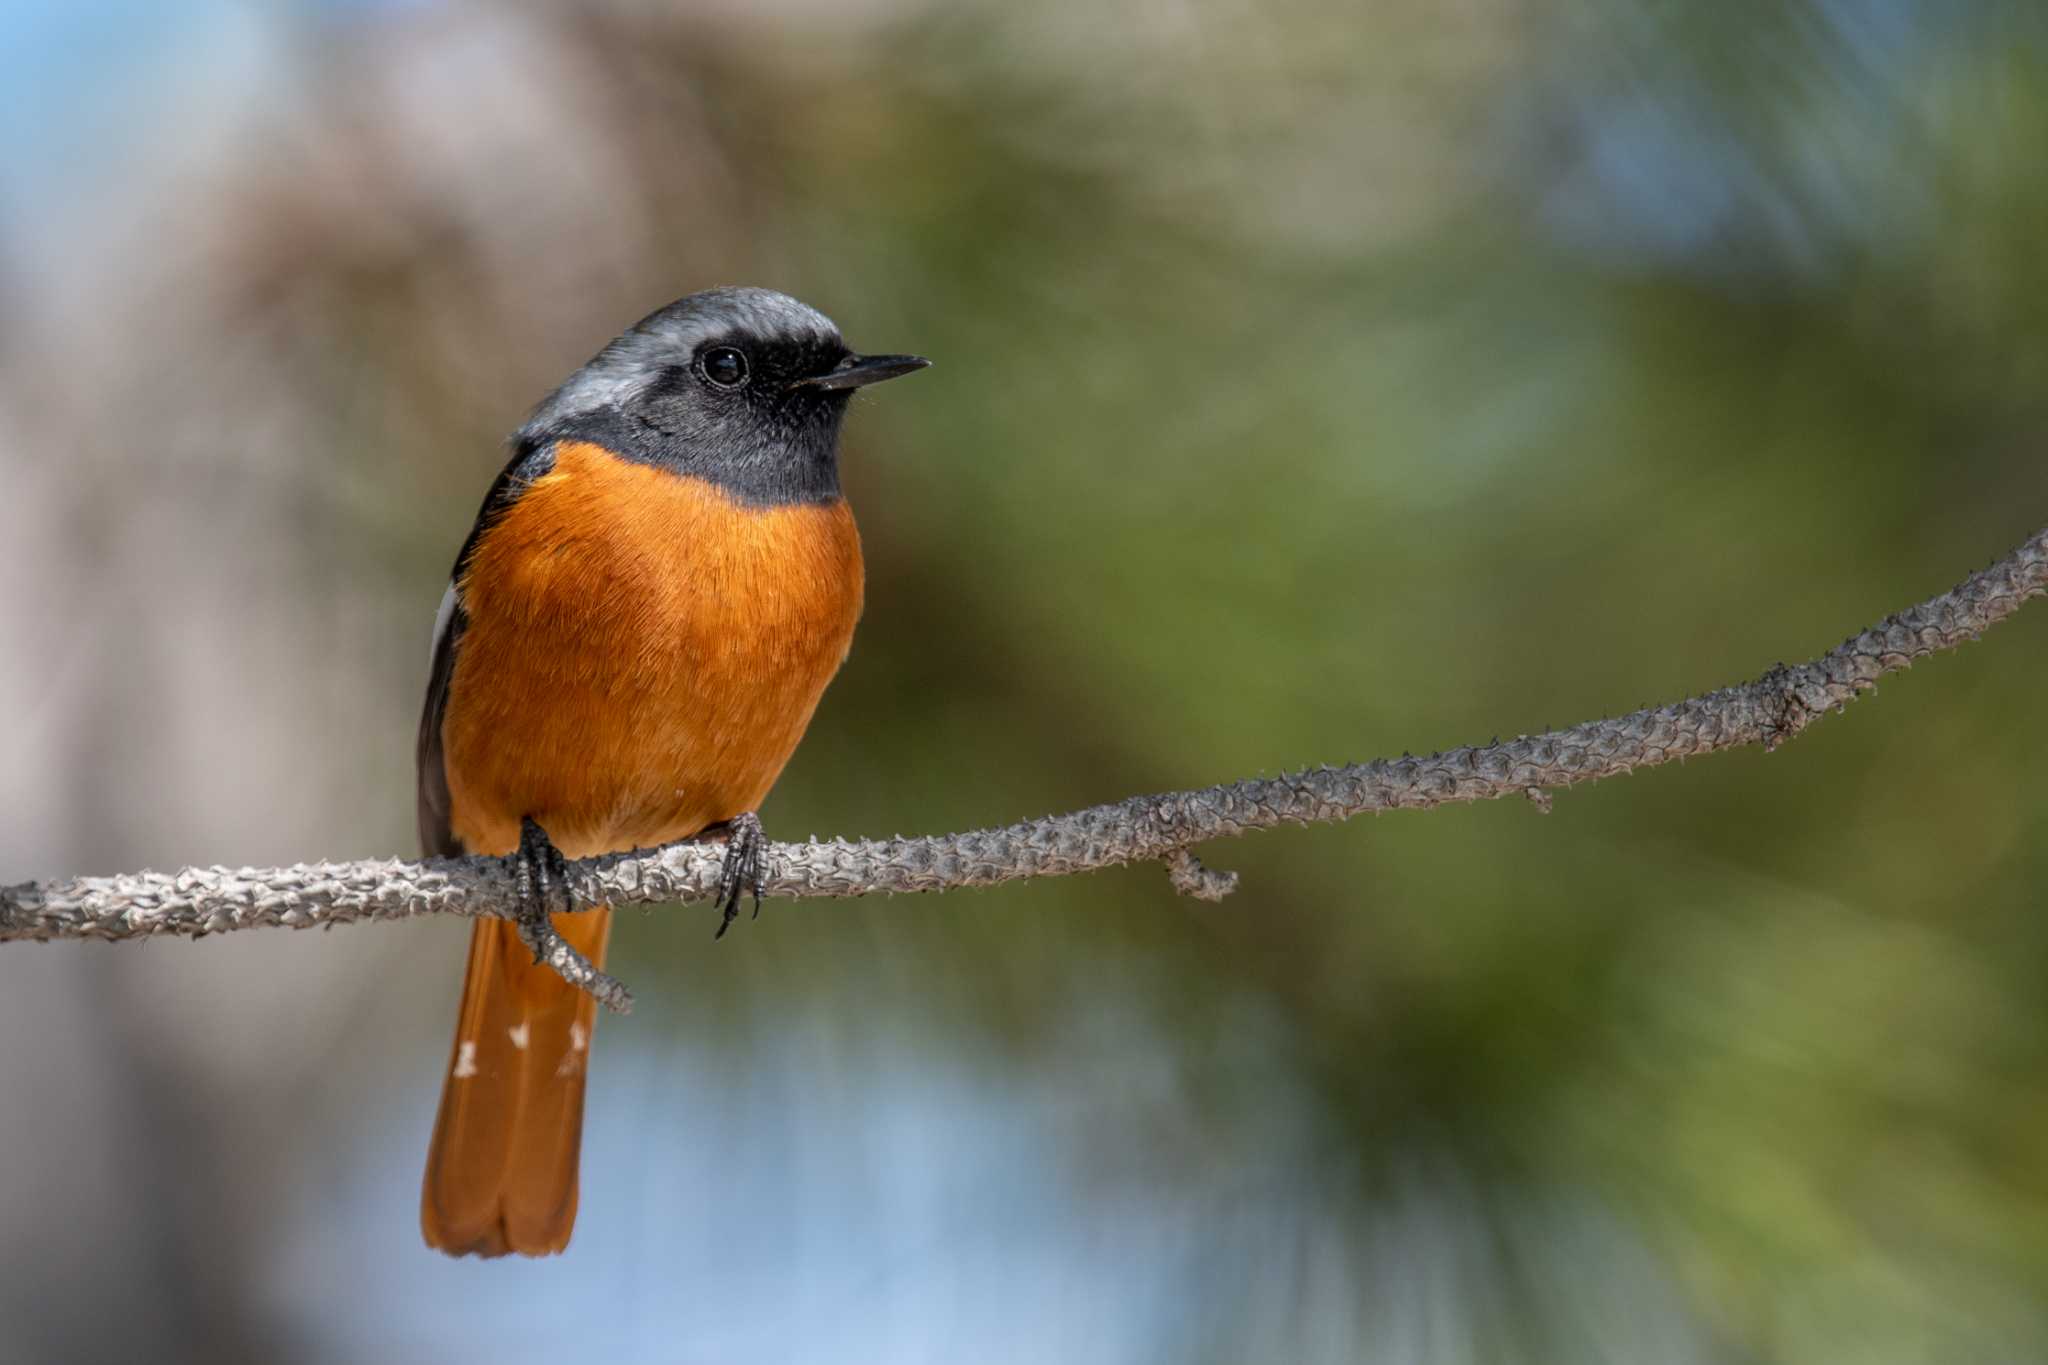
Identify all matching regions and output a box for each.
[2,0,2047,1360]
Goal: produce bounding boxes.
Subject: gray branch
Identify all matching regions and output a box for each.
[6,522,2045,1014]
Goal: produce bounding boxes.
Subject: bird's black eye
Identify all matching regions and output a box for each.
[699,346,749,388]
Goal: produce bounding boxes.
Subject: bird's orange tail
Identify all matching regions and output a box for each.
[421,907,612,1257]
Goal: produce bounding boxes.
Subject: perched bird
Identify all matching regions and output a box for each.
[415,287,927,1257]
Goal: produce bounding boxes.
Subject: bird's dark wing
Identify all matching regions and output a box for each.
[416,585,468,857]
[416,440,559,858]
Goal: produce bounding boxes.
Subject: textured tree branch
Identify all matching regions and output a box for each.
[5,522,2044,1014]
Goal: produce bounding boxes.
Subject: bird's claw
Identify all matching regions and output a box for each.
[711,811,767,939]
[516,815,575,963]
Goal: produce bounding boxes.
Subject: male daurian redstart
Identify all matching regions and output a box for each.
[415,287,927,1257]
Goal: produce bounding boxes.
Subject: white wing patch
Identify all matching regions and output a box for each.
[452,1040,478,1079]
[429,583,459,669]
[569,1022,589,1052]
[508,1022,530,1050]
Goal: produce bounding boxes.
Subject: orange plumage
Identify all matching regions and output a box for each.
[420,438,863,1257]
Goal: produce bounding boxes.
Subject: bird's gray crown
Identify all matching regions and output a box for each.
[520,287,843,437]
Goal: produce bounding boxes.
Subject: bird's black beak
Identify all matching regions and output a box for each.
[796,353,931,391]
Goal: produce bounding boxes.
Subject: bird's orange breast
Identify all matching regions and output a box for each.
[440,439,864,859]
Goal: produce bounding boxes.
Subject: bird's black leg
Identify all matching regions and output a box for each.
[507,816,634,1013]
[516,815,575,964]
[705,810,768,940]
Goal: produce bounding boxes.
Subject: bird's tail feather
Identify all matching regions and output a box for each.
[420,906,612,1257]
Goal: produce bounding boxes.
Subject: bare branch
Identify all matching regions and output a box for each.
[5,522,2044,1014]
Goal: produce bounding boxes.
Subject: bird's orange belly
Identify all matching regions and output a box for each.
[439,440,864,859]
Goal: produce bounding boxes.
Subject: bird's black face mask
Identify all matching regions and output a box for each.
[517,289,926,506]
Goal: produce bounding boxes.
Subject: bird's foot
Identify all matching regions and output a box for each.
[515,815,575,955]
[705,811,768,940]
[509,816,633,1013]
